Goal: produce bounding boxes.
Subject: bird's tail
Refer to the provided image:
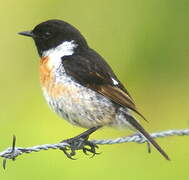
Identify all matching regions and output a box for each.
[125,113,170,160]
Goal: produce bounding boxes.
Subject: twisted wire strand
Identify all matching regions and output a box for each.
[0,129,189,168]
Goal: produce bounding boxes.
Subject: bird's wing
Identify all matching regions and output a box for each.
[62,49,146,120]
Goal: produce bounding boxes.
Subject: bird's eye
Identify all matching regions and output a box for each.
[43,31,51,39]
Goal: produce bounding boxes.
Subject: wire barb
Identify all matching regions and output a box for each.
[2,135,17,169]
[0,129,189,169]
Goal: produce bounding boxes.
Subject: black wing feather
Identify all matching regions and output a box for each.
[62,49,145,120]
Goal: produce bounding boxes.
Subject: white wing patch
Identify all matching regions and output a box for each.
[112,78,119,85]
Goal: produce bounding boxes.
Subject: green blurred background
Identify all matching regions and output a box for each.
[0,0,189,179]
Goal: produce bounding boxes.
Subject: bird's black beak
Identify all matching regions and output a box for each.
[18,31,33,37]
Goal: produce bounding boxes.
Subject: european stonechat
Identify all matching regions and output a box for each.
[19,19,169,160]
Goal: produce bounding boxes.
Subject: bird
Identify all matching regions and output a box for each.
[18,19,169,160]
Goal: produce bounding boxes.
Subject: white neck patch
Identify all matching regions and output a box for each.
[42,40,78,69]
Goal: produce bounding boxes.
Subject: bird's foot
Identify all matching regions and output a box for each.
[60,127,101,159]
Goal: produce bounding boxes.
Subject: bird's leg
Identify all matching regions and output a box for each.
[60,126,101,159]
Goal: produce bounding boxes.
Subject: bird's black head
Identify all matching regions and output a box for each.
[19,19,88,57]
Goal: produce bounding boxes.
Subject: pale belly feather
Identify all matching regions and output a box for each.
[42,75,116,128]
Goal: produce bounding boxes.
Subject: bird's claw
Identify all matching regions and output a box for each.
[60,146,77,160]
[60,135,99,159]
[82,141,100,158]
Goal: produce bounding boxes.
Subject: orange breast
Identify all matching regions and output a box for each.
[39,56,54,88]
[39,56,79,101]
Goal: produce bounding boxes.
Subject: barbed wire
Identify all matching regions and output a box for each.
[0,129,189,169]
